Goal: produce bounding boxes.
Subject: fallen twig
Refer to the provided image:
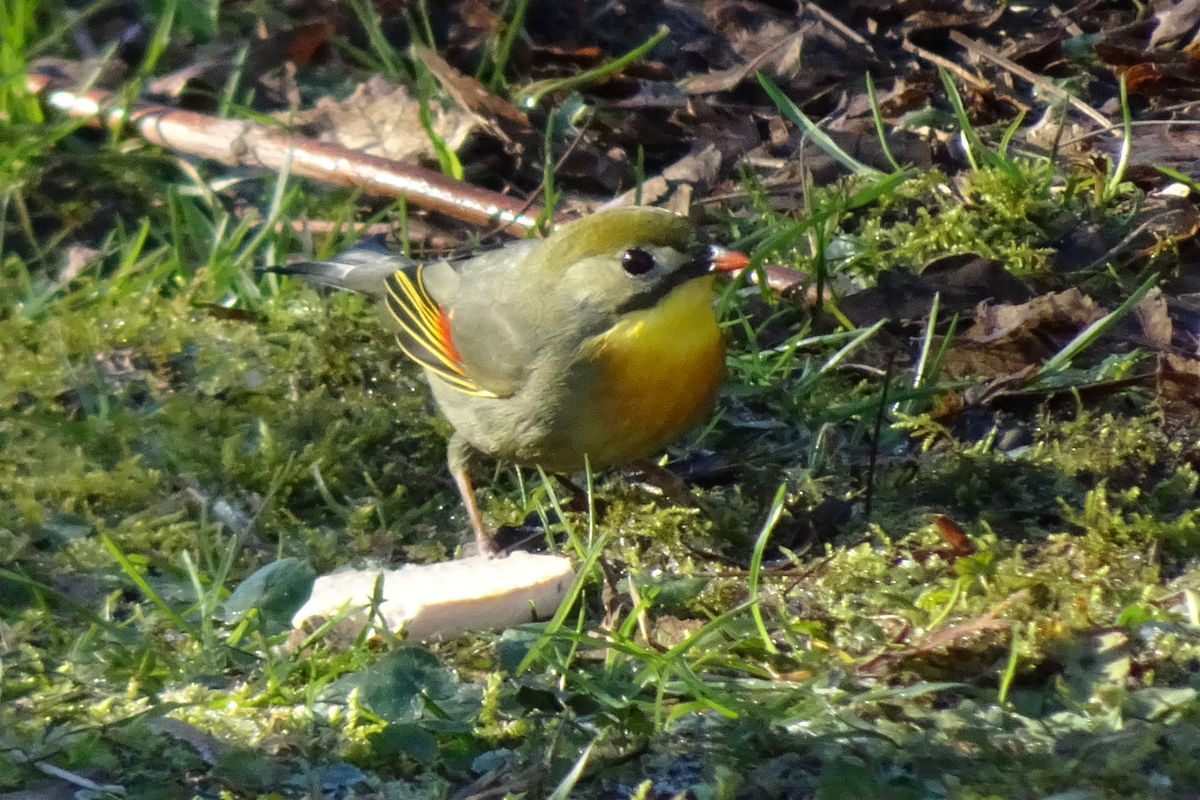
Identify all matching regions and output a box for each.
[948,31,1114,133]
[25,72,544,236]
[901,38,991,91]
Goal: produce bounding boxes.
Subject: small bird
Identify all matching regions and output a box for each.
[275,206,748,554]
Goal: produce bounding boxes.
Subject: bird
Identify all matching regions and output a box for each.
[272,206,748,554]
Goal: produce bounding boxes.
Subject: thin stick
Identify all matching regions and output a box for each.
[901,38,991,91]
[25,72,544,236]
[863,353,895,526]
[481,109,595,239]
[947,31,1113,133]
[1058,117,1200,148]
[804,1,873,50]
[1048,4,1085,37]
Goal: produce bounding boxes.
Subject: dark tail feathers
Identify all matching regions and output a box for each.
[260,235,409,297]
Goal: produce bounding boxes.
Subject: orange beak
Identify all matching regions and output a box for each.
[708,245,750,274]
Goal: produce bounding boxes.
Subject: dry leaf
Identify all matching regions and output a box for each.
[932,514,975,557]
[606,143,723,212]
[1150,0,1200,48]
[964,288,1103,344]
[415,43,536,149]
[292,75,475,164]
[1136,287,1173,347]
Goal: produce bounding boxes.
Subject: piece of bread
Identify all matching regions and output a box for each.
[291,553,575,642]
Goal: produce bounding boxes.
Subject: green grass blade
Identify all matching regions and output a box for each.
[516,25,669,108]
[865,72,902,172]
[1036,271,1157,378]
[546,734,601,800]
[997,622,1023,705]
[758,72,879,177]
[748,484,787,655]
[487,0,530,90]
[1101,74,1132,205]
[100,532,196,636]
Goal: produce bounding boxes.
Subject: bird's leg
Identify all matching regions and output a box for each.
[447,434,497,556]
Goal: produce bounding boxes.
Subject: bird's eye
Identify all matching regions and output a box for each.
[621,248,656,276]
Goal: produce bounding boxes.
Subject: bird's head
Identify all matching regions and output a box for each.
[531,207,748,316]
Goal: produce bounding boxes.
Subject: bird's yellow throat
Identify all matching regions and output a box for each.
[597,275,720,350]
[577,276,723,464]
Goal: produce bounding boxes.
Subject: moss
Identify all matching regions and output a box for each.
[0,275,466,577]
[1032,412,1175,481]
[744,165,1075,281]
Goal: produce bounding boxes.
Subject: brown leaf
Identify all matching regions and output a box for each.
[859,590,1028,676]
[1096,126,1200,185]
[1094,43,1200,102]
[1136,287,1173,348]
[922,254,1034,303]
[904,1,1006,32]
[907,610,1012,656]
[292,75,476,164]
[284,20,336,65]
[941,343,1041,382]
[1002,28,1068,73]
[839,255,1032,328]
[414,44,536,149]
[963,288,1103,345]
[1150,0,1200,49]
[606,143,723,213]
[1161,353,1200,403]
[683,28,807,94]
[931,514,975,557]
[939,290,1105,380]
[144,21,335,104]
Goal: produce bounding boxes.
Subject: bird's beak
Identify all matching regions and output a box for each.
[679,245,750,279]
[707,245,750,274]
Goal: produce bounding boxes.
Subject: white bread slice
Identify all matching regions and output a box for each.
[292,553,574,642]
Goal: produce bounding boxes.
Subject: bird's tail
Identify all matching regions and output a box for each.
[261,235,410,298]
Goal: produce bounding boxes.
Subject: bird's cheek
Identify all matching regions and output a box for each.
[568,283,623,317]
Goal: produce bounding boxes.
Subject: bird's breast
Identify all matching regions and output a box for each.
[571,276,724,467]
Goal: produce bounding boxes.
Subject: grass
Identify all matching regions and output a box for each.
[4,5,1200,800]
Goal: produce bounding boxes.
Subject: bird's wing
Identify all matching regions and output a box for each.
[271,239,528,397]
[382,263,507,398]
[268,239,490,392]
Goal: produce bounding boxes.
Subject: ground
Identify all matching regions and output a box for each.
[4,2,1200,799]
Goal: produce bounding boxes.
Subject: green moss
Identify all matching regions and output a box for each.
[1032,412,1175,480]
[744,164,1078,282]
[854,167,1059,273]
[0,276,466,574]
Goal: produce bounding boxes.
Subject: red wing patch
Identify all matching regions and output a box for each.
[383,266,496,397]
[435,305,464,366]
